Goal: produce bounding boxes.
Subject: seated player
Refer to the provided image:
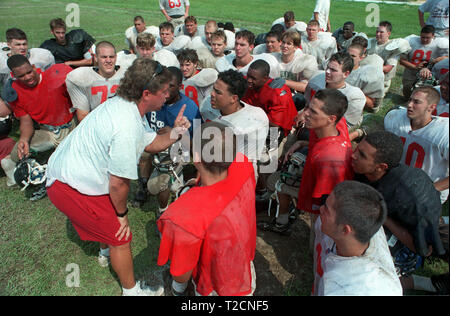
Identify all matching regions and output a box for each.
[400,25,449,99]
[155,22,191,54]
[384,86,449,204]
[275,30,318,93]
[332,21,368,52]
[271,11,307,34]
[177,49,218,107]
[157,121,257,296]
[175,16,205,39]
[259,89,354,236]
[346,42,385,112]
[313,181,402,296]
[66,41,128,122]
[0,97,15,187]
[431,57,449,82]
[159,0,190,28]
[301,20,337,70]
[352,131,445,276]
[125,16,159,54]
[253,30,282,55]
[215,30,280,78]
[0,28,54,90]
[40,18,95,68]
[433,72,449,117]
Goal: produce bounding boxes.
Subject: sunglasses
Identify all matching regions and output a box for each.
[143,61,163,92]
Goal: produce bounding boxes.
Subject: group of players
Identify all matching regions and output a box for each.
[0,0,449,296]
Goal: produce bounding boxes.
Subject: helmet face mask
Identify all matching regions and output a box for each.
[280,151,306,187]
[14,158,47,190]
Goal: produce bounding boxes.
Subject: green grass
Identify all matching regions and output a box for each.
[0,0,448,296]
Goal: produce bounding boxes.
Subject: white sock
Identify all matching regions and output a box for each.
[172,280,188,293]
[1,157,16,186]
[276,213,289,225]
[159,206,169,213]
[99,247,110,257]
[412,274,436,292]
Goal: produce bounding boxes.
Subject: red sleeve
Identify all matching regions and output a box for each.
[157,218,203,277]
[263,87,297,134]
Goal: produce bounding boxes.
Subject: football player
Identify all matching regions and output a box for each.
[159,0,190,28]
[66,41,128,122]
[301,20,337,69]
[332,21,368,52]
[312,0,331,32]
[434,72,449,117]
[155,22,191,54]
[253,30,282,55]
[125,16,159,54]
[418,0,449,38]
[176,16,205,39]
[177,48,218,107]
[384,86,449,203]
[400,25,449,99]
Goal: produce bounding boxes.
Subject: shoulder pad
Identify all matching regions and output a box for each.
[215,53,236,72]
[125,26,135,38]
[68,29,95,44]
[405,34,418,43]
[268,77,286,89]
[66,67,96,87]
[1,78,17,103]
[291,54,318,74]
[435,37,449,50]
[192,68,218,87]
[145,26,160,38]
[332,28,342,38]
[188,36,208,50]
[224,30,235,50]
[271,17,285,27]
[171,35,191,52]
[154,49,180,68]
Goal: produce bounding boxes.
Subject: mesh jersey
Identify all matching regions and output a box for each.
[125,26,160,52]
[297,117,354,214]
[384,107,449,202]
[402,35,449,80]
[305,71,366,127]
[313,217,402,296]
[181,68,218,107]
[346,64,385,99]
[301,34,337,69]
[367,38,403,82]
[157,153,256,296]
[275,51,319,82]
[215,53,281,78]
[9,64,73,125]
[66,66,127,112]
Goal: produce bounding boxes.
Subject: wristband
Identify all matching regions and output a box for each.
[116,208,129,217]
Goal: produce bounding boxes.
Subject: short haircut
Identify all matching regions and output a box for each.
[50,18,66,30]
[281,30,301,47]
[266,30,282,42]
[248,59,270,78]
[235,29,255,46]
[421,25,435,35]
[134,15,144,23]
[411,85,441,105]
[224,22,235,32]
[205,20,218,30]
[211,30,227,44]
[363,130,403,170]
[379,21,392,33]
[351,36,368,49]
[329,51,354,73]
[185,16,197,24]
[167,66,183,85]
[218,70,248,100]
[347,43,365,56]
[313,89,348,123]
[177,48,199,65]
[7,54,30,71]
[270,23,285,34]
[159,21,174,33]
[136,32,155,48]
[333,181,387,244]
[307,20,320,28]
[95,41,116,55]
[6,28,27,43]
[193,120,237,174]
[343,21,355,29]
[117,59,172,103]
[284,11,295,22]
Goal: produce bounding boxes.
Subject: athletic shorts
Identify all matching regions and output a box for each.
[47,180,132,246]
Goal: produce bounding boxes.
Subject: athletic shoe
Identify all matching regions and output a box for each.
[122,281,164,296]
[98,253,110,268]
[30,184,47,201]
[431,273,449,295]
[171,286,188,296]
[257,218,292,236]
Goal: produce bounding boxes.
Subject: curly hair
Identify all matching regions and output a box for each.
[217,70,248,100]
[117,58,172,103]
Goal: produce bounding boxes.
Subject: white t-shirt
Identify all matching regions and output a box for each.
[305,71,366,128]
[313,217,402,296]
[66,65,128,112]
[312,0,331,31]
[419,0,449,31]
[182,68,218,107]
[46,96,157,195]
[384,107,449,203]
[215,53,281,78]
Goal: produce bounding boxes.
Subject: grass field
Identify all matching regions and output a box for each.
[0,0,448,296]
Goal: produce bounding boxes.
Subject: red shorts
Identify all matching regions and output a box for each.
[0,137,15,161]
[47,180,132,246]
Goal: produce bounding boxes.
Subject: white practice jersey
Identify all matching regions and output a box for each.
[333,29,368,51]
[215,53,281,78]
[313,217,402,296]
[155,35,191,54]
[301,34,337,70]
[402,35,449,80]
[360,54,385,71]
[125,26,160,52]
[346,64,385,99]
[367,38,408,82]
[305,71,366,128]
[275,51,319,82]
[0,47,55,88]
[434,86,449,117]
[181,68,218,107]
[385,107,449,202]
[432,57,449,82]
[66,65,127,112]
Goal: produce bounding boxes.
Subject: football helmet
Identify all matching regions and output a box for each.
[14,158,47,190]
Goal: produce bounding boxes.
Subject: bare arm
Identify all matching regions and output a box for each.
[384,216,417,253]
[184,5,190,17]
[285,80,308,93]
[64,58,93,68]
[418,9,426,28]
[434,177,449,192]
[75,109,89,123]
[0,98,11,117]
[17,114,35,159]
[109,174,131,242]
